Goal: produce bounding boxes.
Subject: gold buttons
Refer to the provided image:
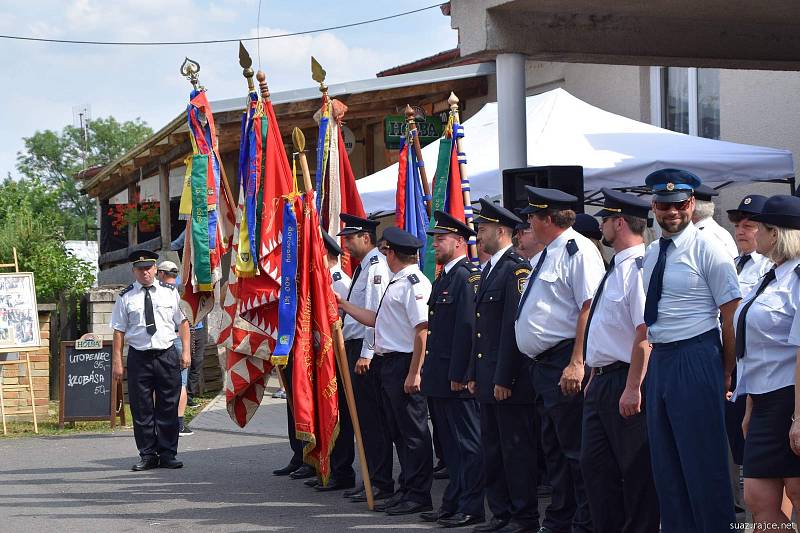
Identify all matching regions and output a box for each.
[476,312,481,318]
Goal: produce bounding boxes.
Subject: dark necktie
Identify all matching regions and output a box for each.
[143,285,157,336]
[346,264,362,301]
[583,255,616,358]
[736,254,752,275]
[515,248,547,320]
[735,268,777,359]
[644,238,672,326]
[375,278,400,317]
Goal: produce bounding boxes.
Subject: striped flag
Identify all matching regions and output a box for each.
[395,130,429,269]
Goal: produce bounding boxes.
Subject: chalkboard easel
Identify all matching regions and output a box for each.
[59,334,125,429]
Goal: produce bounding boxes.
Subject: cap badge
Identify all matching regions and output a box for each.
[666,182,675,191]
[744,197,752,205]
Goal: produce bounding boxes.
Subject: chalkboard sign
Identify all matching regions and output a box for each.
[59,335,122,427]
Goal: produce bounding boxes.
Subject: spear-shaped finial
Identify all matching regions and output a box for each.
[292,127,312,192]
[292,127,306,153]
[311,56,328,95]
[239,41,255,93]
[448,91,460,111]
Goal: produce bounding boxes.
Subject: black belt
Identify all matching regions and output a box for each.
[377,351,412,358]
[651,328,719,349]
[130,346,171,356]
[593,361,629,376]
[532,338,574,362]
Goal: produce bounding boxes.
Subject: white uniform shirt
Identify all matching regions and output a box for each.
[329,263,352,301]
[695,217,738,259]
[733,258,800,399]
[110,281,186,351]
[736,252,773,299]
[585,244,647,367]
[342,247,390,359]
[515,227,605,357]
[374,264,432,355]
[643,223,741,344]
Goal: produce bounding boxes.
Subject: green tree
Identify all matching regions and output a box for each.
[15,116,153,240]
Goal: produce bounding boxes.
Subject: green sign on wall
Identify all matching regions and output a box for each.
[383,114,442,150]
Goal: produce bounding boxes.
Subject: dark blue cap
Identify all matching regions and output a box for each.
[726,194,768,218]
[381,226,424,254]
[645,168,702,202]
[750,195,800,230]
[520,186,578,215]
[128,249,158,268]
[475,197,522,229]
[321,230,342,256]
[595,188,651,220]
[693,184,720,202]
[338,213,379,236]
[573,213,603,240]
[427,210,476,239]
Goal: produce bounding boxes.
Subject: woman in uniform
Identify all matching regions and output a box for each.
[734,194,800,528]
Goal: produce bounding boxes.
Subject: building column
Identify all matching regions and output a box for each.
[496,53,528,187]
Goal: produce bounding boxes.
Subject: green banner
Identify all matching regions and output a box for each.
[423,138,453,282]
[190,154,212,290]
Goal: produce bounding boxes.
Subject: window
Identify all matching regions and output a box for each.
[650,67,720,139]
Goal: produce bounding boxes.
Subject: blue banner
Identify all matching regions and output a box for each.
[273,200,299,358]
[314,115,329,213]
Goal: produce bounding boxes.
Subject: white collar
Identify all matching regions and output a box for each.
[360,247,381,269]
[614,243,646,264]
[392,263,418,280]
[488,244,513,270]
[444,255,466,274]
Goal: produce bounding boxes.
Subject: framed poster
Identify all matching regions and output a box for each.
[0,272,41,352]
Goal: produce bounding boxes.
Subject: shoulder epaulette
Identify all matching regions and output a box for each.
[461,260,480,273]
[508,251,526,264]
[794,265,800,279]
[370,255,379,265]
[408,273,420,284]
[119,284,134,296]
[332,271,342,281]
[566,239,578,256]
[635,257,644,269]
[159,281,176,290]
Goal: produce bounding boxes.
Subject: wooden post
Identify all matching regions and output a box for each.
[294,124,374,510]
[449,92,478,261]
[127,183,138,247]
[158,163,172,249]
[405,105,432,216]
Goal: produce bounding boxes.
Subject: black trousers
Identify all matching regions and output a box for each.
[380,352,433,505]
[429,398,445,466]
[127,345,181,459]
[481,401,539,526]
[329,341,358,483]
[431,397,485,517]
[580,366,660,533]
[284,364,304,467]
[187,326,207,397]
[531,341,592,533]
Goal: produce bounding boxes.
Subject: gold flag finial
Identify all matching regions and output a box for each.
[239,41,255,93]
[311,56,327,93]
[180,57,204,91]
[292,127,306,153]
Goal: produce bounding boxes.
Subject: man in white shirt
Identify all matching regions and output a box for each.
[693,184,738,259]
[580,189,659,533]
[322,230,351,300]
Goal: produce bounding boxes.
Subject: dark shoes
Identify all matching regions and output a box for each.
[385,500,433,516]
[373,493,406,512]
[420,509,453,522]
[433,467,449,480]
[159,457,184,469]
[343,485,364,498]
[315,478,356,492]
[186,396,199,407]
[496,521,537,533]
[439,513,484,528]
[473,517,510,532]
[304,478,319,488]
[131,457,159,471]
[289,464,316,479]
[349,488,394,503]
[272,463,301,476]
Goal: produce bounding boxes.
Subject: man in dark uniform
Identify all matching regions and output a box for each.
[419,211,485,528]
[111,249,190,471]
[467,198,537,533]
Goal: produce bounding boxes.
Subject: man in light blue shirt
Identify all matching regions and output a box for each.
[642,169,741,533]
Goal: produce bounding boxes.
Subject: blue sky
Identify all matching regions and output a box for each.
[0,0,457,178]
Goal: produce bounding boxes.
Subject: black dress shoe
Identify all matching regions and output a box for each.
[385,500,433,516]
[373,493,405,512]
[433,467,449,480]
[350,488,394,503]
[131,457,159,471]
[433,461,447,473]
[289,464,316,479]
[343,484,364,498]
[420,509,453,522]
[316,478,356,492]
[272,463,301,476]
[439,513,484,528]
[304,478,319,488]
[158,457,183,469]
[534,528,555,533]
[473,517,510,532]
[496,521,537,533]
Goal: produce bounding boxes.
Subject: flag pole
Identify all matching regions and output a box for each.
[448,92,478,260]
[292,126,375,511]
[404,105,433,216]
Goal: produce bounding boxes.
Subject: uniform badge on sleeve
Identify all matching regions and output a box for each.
[370,255,379,265]
[518,278,526,295]
[373,275,382,284]
[332,271,342,281]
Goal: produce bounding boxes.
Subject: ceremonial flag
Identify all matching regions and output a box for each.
[179,89,236,325]
[395,130,429,269]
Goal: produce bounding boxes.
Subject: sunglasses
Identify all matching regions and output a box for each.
[653,199,692,212]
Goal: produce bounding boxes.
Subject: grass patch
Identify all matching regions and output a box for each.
[0,391,219,439]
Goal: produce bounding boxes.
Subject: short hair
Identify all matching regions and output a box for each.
[393,250,418,265]
[621,214,646,236]
[536,208,576,229]
[693,199,715,220]
[360,231,377,245]
[763,224,800,264]
[727,212,750,224]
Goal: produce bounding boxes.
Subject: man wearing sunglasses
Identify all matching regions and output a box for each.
[642,168,741,532]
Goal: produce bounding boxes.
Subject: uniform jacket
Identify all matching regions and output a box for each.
[468,248,534,404]
[421,257,481,398]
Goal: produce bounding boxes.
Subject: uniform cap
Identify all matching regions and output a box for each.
[726,194,768,218]
[321,230,342,256]
[595,188,651,220]
[475,198,522,229]
[426,210,475,239]
[381,226,424,255]
[573,213,603,240]
[337,213,379,236]
[520,186,578,215]
[645,168,702,202]
[750,195,800,230]
[693,184,720,202]
[129,249,158,268]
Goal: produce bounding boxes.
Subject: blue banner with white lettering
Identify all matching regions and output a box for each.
[272,200,299,362]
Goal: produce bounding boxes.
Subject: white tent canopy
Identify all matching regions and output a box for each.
[357,88,794,213]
